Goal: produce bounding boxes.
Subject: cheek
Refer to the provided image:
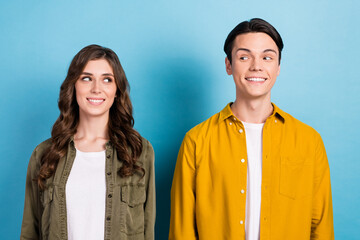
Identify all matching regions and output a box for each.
[75,89,85,104]
[106,84,117,98]
[75,82,86,96]
[268,65,280,78]
[74,85,88,106]
[232,63,248,75]
[75,90,84,106]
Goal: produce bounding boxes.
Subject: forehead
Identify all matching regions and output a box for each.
[83,59,113,73]
[232,32,278,54]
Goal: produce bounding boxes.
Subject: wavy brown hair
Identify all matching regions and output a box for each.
[37,44,143,190]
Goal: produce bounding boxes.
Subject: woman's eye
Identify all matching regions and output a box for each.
[82,76,91,81]
[104,78,112,83]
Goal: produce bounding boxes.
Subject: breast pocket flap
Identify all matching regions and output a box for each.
[121,184,146,207]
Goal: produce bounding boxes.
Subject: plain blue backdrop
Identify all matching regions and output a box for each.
[1,0,359,239]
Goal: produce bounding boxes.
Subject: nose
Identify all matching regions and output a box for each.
[250,58,262,71]
[91,80,101,94]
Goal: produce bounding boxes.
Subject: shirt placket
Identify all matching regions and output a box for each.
[230,116,247,235]
[104,143,114,240]
[260,119,270,240]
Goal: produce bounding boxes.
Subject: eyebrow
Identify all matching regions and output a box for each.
[263,49,278,55]
[235,48,278,55]
[82,72,114,76]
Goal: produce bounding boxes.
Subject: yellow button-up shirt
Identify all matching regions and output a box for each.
[169,103,334,240]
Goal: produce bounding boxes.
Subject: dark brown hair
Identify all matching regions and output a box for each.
[224,18,284,64]
[37,44,143,190]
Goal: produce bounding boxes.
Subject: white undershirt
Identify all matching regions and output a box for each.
[242,121,264,240]
[66,149,106,240]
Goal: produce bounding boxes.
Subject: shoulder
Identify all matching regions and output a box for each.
[27,138,52,174]
[30,139,52,161]
[139,136,155,165]
[279,108,322,142]
[141,136,154,154]
[185,111,221,143]
[34,138,52,154]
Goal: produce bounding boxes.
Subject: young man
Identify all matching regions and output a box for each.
[169,18,334,239]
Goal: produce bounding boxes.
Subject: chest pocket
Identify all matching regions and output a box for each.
[279,156,313,199]
[120,184,146,235]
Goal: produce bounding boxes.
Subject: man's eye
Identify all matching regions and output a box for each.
[240,56,249,60]
[264,56,272,60]
[82,77,91,81]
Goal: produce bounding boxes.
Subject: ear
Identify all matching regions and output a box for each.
[225,57,232,75]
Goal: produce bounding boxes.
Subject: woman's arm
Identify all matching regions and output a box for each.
[20,146,41,239]
[144,140,156,240]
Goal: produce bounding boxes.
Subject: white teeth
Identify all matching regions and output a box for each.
[246,77,266,82]
[88,99,104,103]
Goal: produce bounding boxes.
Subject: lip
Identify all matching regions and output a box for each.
[245,77,267,83]
[87,97,105,105]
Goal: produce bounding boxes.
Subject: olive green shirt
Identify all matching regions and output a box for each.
[21,137,155,240]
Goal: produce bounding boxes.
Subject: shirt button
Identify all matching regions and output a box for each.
[106,216,111,221]
[107,155,111,158]
[241,189,245,194]
[108,194,112,198]
[240,220,244,224]
[107,172,111,175]
[241,159,245,163]
[238,129,243,133]
[229,122,232,125]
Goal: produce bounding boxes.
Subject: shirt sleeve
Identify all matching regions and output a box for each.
[20,147,41,240]
[169,133,198,240]
[144,140,156,240]
[310,134,334,240]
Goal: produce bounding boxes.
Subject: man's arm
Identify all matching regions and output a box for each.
[311,133,334,239]
[169,133,198,240]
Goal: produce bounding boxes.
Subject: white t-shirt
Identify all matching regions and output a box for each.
[66,149,106,240]
[242,121,264,240]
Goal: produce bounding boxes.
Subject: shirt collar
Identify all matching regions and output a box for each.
[219,102,286,123]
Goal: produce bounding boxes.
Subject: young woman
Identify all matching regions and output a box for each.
[20,45,155,240]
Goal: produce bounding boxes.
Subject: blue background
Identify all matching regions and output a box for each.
[1,0,359,239]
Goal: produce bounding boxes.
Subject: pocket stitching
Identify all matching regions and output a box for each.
[279,156,305,199]
[121,184,146,207]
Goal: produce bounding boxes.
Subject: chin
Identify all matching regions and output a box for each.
[80,109,110,118]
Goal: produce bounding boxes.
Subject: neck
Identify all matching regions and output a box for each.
[231,97,273,124]
[75,112,109,141]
